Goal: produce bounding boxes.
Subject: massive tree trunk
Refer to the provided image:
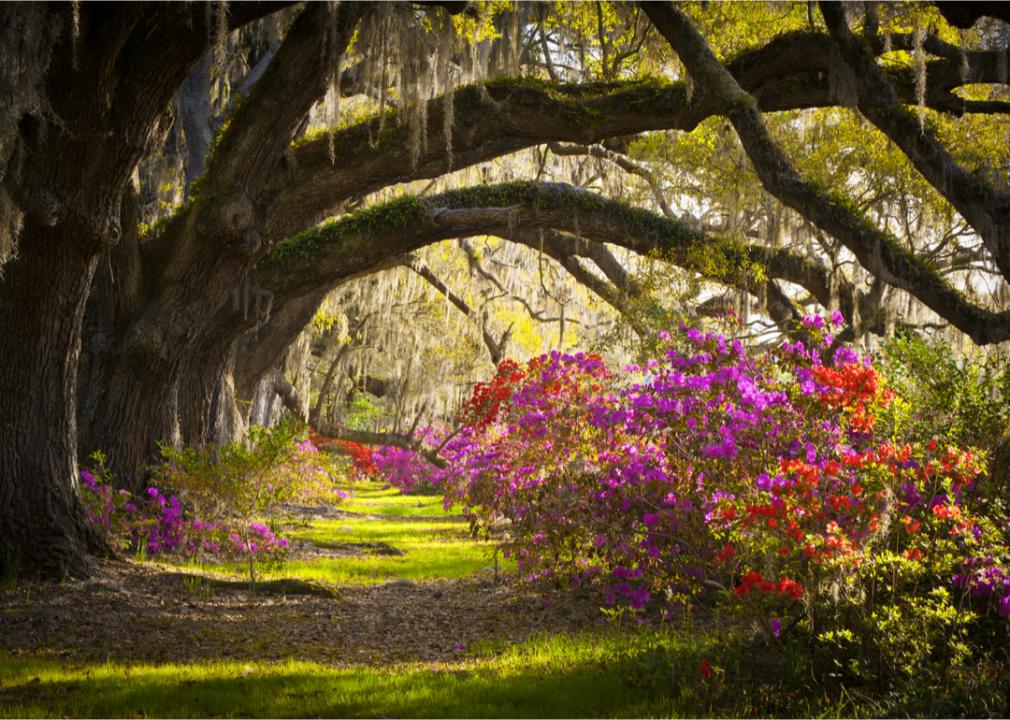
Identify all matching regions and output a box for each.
[0,218,109,579]
[78,3,365,485]
[0,2,287,577]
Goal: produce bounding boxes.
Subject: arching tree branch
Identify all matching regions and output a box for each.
[403,255,513,364]
[262,29,1010,244]
[231,180,874,396]
[820,1,1010,281]
[642,2,1010,345]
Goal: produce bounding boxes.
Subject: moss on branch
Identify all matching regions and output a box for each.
[263,195,428,270]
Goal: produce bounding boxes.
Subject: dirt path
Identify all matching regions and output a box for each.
[0,558,600,668]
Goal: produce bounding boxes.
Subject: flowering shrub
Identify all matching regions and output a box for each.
[372,445,440,494]
[460,359,527,430]
[155,419,343,579]
[80,457,291,570]
[81,454,184,556]
[83,420,343,580]
[332,439,379,478]
[371,427,447,494]
[440,316,1009,702]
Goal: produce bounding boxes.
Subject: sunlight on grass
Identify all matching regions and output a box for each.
[0,480,888,718]
[164,482,511,585]
[271,515,510,584]
[340,483,457,518]
[0,629,783,718]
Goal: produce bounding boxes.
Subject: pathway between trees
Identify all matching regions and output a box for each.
[0,485,601,667]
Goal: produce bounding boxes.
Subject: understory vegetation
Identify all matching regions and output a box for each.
[4,318,1007,718]
[4,0,1010,717]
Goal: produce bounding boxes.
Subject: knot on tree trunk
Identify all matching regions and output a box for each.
[197,191,261,256]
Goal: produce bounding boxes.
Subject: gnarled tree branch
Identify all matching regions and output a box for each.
[642,1,1010,345]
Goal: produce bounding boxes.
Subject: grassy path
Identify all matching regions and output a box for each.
[270,484,506,585]
[0,482,796,718]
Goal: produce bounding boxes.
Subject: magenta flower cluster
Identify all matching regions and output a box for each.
[81,472,290,563]
[436,318,1010,628]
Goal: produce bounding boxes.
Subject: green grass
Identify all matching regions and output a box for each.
[171,480,511,585]
[0,628,832,718]
[273,514,508,584]
[4,481,1003,717]
[339,483,456,518]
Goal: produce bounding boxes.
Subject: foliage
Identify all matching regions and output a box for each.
[81,461,290,573]
[372,441,441,495]
[154,420,345,579]
[81,421,344,580]
[81,453,185,558]
[157,419,342,517]
[437,317,1010,709]
[877,333,1010,455]
[342,392,387,432]
[332,440,380,479]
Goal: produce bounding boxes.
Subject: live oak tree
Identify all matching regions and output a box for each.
[0,1,287,578]
[3,0,1010,578]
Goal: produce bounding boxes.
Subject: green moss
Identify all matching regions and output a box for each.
[292,106,403,152]
[263,195,428,270]
[723,29,821,69]
[437,181,697,246]
[138,214,172,240]
[197,93,248,183]
[263,180,763,289]
[817,182,954,293]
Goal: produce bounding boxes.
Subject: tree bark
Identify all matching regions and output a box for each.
[0,219,110,579]
[82,3,364,486]
[0,2,289,577]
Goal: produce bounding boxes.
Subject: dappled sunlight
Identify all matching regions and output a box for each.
[3,0,1010,716]
[0,629,812,718]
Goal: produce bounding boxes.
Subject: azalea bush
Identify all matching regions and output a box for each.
[372,445,438,494]
[439,315,1010,709]
[83,420,344,580]
[371,427,447,495]
[81,453,185,557]
[155,419,344,579]
[331,439,380,479]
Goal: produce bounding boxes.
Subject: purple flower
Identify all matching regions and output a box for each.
[769,618,782,637]
[628,587,651,609]
[833,346,859,365]
[80,470,98,490]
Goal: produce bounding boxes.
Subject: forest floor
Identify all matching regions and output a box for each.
[0,483,814,718]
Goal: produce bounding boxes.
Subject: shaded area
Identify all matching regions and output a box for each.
[0,629,796,718]
[0,560,599,667]
[157,573,340,598]
[289,539,405,559]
